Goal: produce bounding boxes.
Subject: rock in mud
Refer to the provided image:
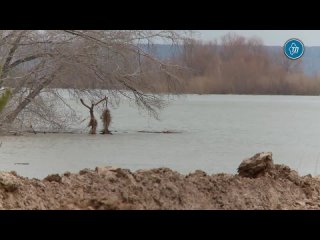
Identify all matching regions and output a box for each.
[79,169,91,175]
[237,152,274,178]
[44,174,62,183]
[0,172,21,192]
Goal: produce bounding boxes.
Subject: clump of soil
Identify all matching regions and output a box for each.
[1,152,320,209]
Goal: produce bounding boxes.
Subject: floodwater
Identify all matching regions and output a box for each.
[2,94,320,179]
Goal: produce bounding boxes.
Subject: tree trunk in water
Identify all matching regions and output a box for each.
[80,97,107,135]
[88,109,97,134]
[100,109,111,134]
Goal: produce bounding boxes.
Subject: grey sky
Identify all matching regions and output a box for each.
[195,31,320,46]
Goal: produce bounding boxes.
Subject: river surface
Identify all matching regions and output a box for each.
[2,94,320,179]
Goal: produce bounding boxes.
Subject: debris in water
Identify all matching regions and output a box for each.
[138,130,182,134]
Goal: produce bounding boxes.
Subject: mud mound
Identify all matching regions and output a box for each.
[1,153,320,209]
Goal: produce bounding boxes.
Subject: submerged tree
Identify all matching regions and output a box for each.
[0,30,189,132]
[80,97,106,134]
[100,97,112,135]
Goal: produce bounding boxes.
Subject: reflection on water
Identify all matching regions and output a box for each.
[2,94,320,179]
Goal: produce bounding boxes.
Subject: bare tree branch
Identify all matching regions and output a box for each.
[93,96,106,106]
[8,53,51,70]
[80,99,91,109]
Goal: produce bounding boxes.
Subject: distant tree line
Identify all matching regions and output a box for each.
[173,33,320,95]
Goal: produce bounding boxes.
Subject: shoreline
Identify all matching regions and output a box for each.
[0,152,319,210]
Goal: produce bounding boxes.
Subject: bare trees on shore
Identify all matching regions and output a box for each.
[0,30,189,132]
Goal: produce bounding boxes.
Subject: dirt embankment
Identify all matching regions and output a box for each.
[1,152,320,210]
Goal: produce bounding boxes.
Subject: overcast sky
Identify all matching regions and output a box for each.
[195,31,320,46]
